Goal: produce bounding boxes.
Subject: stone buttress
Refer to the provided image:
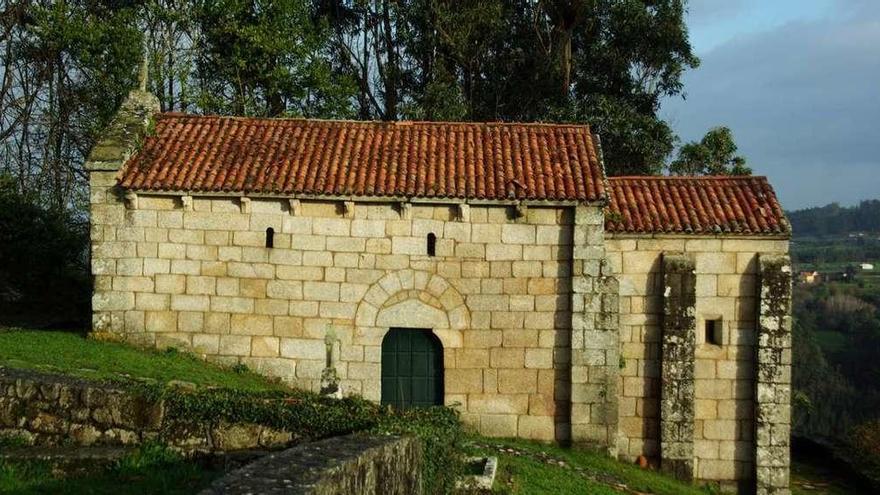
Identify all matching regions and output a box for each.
[570,205,620,454]
[756,255,792,495]
[660,253,697,481]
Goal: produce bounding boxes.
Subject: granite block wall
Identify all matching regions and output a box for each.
[88,181,583,441]
[605,236,789,490]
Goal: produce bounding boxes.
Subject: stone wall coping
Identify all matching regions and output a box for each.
[0,367,129,392]
[198,433,422,495]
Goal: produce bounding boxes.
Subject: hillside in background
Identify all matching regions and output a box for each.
[788,199,880,489]
[788,200,880,237]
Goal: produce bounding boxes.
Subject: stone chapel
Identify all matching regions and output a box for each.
[86,89,793,494]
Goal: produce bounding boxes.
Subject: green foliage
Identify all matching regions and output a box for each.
[847,419,880,484]
[151,386,465,493]
[669,126,751,176]
[0,176,89,326]
[792,277,880,440]
[194,0,356,117]
[0,432,30,448]
[113,441,187,472]
[792,237,880,271]
[2,0,142,208]
[0,443,222,494]
[157,386,379,438]
[231,362,250,374]
[372,406,465,494]
[319,0,697,174]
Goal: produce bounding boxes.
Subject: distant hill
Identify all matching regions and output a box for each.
[788,200,880,237]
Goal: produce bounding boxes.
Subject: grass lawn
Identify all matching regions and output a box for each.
[465,437,709,495]
[0,329,283,391]
[0,444,223,494]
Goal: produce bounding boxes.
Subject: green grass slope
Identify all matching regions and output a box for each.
[467,438,709,495]
[0,329,283,391]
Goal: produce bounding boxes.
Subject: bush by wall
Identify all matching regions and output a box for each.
[0,368,464,494]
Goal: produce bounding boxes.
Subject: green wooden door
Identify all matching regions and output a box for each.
[381,328,444,409]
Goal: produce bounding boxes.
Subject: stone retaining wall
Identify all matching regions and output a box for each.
[199,434,422,495]
[0,368,292,451]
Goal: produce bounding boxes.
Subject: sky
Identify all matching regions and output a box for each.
[661,0,880,210]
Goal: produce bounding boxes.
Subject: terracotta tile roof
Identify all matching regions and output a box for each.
[606,176,790,236]
[119,114,607,202]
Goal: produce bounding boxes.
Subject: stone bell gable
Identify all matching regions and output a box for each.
[87,96,792,494]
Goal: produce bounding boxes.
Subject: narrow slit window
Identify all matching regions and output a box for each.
[265,227,275,248]
[427,233,437,257]
[705,318,723,346]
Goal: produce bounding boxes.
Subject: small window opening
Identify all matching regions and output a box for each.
[705,318,723,346]
[427,233,437,257]
[265,227,275,248]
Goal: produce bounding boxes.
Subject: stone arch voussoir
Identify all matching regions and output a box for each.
[355,269,470,348]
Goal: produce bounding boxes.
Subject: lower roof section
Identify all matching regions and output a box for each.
[605,176,789,236]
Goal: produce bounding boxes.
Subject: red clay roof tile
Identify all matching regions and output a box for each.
[119,114,607,202]
[118,115,788,236]
[606,176,789,236]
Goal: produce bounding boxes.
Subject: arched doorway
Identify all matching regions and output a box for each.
[381,328,444,409]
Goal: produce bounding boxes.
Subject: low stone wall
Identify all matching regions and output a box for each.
[0,368,292,451]
[199,434,422,495]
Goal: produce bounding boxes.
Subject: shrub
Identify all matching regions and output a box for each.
[848,419,880,483]
[371,406,465,494]
[0,174,89,327]
[135,384,464,492]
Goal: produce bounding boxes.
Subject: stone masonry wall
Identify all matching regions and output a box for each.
[89,184,588,442]
[199,434,423,495]
[0,368,292,451]
[606,236,789,490]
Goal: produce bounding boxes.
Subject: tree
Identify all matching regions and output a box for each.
[141,0,200,113]
[318,0,698,174]
[194,0,355,117]
[2,0,704,218]
[0,0,142,210]
[669,126,752,176]
[0,173,89,325]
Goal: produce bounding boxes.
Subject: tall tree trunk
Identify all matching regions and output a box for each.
[559,29,571,96]
[381,0,397,119]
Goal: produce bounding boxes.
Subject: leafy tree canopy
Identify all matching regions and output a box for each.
[313,0,701,174]
[669,126,751,176]
[194,0,355,118]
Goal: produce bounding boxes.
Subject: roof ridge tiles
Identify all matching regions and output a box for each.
[152,112,593,130]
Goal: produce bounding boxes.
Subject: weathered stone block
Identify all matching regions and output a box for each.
[251,336,280,357]
[230,314,274,336]
[279,338,325,360]
[218,335,251,356]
